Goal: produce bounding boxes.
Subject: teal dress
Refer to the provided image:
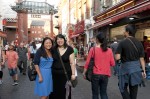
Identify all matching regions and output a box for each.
[34,57,53,96]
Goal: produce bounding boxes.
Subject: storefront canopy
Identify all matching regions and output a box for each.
[89,1,150,30]
[0,31,7,38]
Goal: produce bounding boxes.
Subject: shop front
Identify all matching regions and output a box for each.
[90,0,150,41]
[69,20,85,45]
[0,30,7,46]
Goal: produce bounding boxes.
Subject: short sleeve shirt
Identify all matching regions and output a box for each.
[74,48,78,58]
[52,46,74,75]
[6,51,18,68]
[116,37,144,63]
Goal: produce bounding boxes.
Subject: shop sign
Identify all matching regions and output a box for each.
[2,19,6,25]
[74,20,84,35]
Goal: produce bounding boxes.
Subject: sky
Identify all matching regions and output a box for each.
[28,0,60,7]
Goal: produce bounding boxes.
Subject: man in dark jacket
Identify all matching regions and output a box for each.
[17,42,28,75]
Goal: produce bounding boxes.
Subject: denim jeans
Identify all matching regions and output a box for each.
[91,74,108,99]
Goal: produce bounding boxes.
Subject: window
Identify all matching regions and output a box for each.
[78,7,81,21]
[83,3,86,19]
[112,0,121,6]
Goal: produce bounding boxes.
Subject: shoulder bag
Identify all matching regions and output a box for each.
[28,61,37,81]
[57,48,78,88]
[85,47,95,82]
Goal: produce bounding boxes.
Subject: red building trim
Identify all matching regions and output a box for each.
[0,31,7,38]
[74,20,85,35]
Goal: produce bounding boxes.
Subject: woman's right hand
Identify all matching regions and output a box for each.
[142,72,146,78]
[39,75,43,83]
[82,73,86,79]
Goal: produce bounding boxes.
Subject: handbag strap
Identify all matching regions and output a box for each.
[126,37,139,53]
[91,47,95,59]
[57,48,70,81]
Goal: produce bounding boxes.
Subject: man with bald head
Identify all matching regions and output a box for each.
[17,42,28,75]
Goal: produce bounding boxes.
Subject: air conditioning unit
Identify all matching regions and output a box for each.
[102,5,109,8]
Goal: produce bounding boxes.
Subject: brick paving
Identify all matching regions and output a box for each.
[1,60,150,99]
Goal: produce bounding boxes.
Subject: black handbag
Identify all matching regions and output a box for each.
[57,49,78,88]
[28,62,37,81]
[85,47,95,82]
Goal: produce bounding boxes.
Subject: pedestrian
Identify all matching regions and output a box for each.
[115,24,146,99]
[79,43,84,58]
[71,42,78,76]
[88,37,95,52]
[29,41,37,61]
[83,32,115,99]
[49,34,76,99]
[0,45,5,85]
[5,45,19,86]
[34,37,53,99]
[143,36,150,62]
[110,37,119,75]
[17,42,29,75]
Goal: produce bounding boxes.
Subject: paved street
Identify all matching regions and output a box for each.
[0,60,150,99]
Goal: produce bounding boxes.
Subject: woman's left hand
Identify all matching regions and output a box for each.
[71,75,76,80]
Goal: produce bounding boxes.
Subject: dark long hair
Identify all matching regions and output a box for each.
[32,42,36,49]
[96,32,108,51]
[55,34,68,48]
[39,37,53,58]
[125,24,136,37]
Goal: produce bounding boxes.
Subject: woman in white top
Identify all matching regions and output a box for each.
[29,42,37,61]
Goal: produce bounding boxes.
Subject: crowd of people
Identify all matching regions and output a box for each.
[0,24,147,99]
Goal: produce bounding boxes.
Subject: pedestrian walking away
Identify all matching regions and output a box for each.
[83,32,115,99]
[49,34,76,99]
[115,24,146,99]
[110,37,119,75]
[34,37,53,99]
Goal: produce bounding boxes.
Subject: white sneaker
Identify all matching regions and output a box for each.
[0,80,3,85]
[12,82,18,86]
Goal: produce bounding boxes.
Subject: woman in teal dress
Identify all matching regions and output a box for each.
[34,37,53,99]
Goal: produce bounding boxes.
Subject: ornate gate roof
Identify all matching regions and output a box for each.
[11,1,57,14]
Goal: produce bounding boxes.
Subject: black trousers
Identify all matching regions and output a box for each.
[121,83,138,99]
[49,73,71,99]
[17,59,27,73]
[0,71,3,78]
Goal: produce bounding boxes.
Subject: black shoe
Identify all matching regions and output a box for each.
[23,73,26,75]
[20,70,22,73]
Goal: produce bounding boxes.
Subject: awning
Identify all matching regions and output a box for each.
[89,1,150,29]
[70,34,80,39]
[74,20,84,35]
[5,26,17,29]
[0,31,7,38]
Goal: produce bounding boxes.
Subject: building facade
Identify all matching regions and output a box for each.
[3,18,17,45]
[91,0,150,41]
[58,0,94,46]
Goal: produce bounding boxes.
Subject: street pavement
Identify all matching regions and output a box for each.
[0,59,150,99]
